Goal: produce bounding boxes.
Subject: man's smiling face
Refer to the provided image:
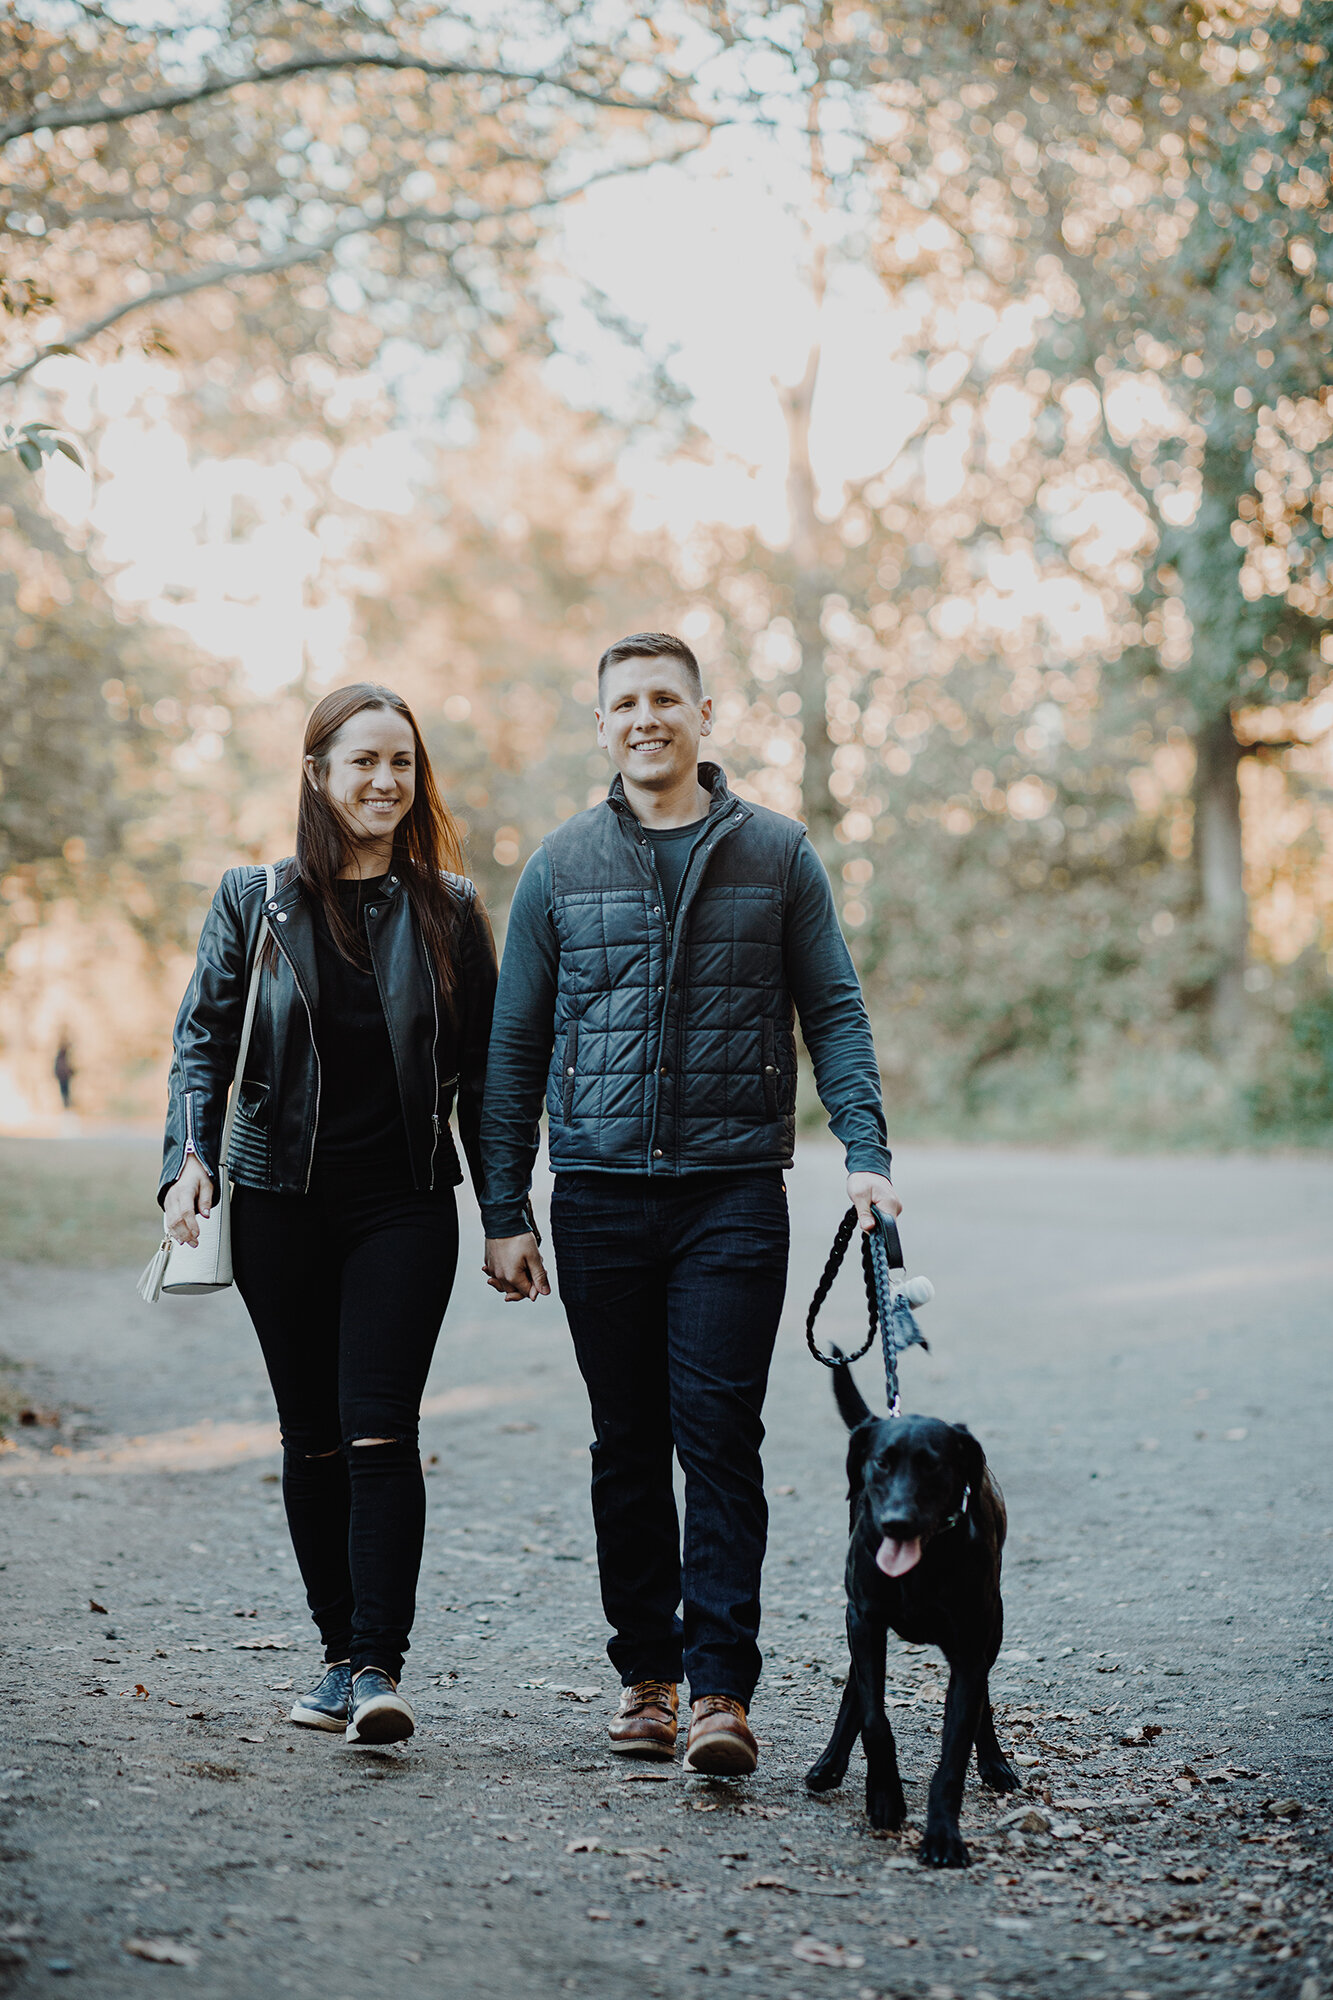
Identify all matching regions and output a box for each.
[595,655,712,795]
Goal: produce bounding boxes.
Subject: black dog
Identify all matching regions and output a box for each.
[806,1356,1020,1865]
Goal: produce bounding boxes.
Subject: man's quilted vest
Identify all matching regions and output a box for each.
[543,766,809,1174]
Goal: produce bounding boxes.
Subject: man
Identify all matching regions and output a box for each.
[481,631,897,1775]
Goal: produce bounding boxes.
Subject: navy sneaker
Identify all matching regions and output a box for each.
[346,1668,415,1746]
[289,1661,351,1732]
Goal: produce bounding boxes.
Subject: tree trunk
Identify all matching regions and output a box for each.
[781,343,837,851]
[1193,708,1247,1048]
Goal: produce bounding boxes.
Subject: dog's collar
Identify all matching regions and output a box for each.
[936,1483,972,1536]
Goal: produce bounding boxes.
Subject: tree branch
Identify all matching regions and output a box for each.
[0,47,711,147]
[0,146,705,390]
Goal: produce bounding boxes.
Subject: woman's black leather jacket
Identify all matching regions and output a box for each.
[158,859,496,1207]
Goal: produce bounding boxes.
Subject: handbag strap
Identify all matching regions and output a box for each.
[217,863,275,1171]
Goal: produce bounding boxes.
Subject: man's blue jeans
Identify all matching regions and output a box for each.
[550,1169,790,1705]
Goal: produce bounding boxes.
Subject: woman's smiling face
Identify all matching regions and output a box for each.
[308,707,416,859]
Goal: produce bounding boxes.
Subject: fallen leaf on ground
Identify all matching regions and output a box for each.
[88,1599,107,1614]
[566,1838,600,1854]
[550,1685,602,1702]
[1119,1724,1163,1746]
[187,1712,208,1721]
[586,1909,611,1921]
[1265,1799,1303,1819]
[742,1876,791,1891]
[233,1636,294,1651]
[792,1936,863,1970]
[1169,1865,1209,1883]
[237,1733,265,1744]
[125,1938,199,1967]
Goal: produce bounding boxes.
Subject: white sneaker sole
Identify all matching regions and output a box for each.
[345,1693,415,1745]
[290,1701,347,1732]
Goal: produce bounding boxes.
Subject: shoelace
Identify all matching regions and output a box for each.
[691,1694,745,1721]
[624,1679,676,1712]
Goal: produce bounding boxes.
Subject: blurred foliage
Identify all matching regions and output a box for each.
[0,0,1329,1144]
[0,0,704,426]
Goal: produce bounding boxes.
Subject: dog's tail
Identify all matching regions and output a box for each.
[829,1345,874,1431]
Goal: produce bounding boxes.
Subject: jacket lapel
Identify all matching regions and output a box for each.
[267,871,320,1012]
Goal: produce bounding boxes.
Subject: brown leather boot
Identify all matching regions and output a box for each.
[608,1679,679,1759]
[683,1694,758,1776]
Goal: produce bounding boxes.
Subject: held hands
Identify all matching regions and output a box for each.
[848,1170,900,1233]
[163,1157,216,1248]
[483,1233,551,1304]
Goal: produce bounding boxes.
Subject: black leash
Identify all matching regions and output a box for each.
[805,1205,928,1417]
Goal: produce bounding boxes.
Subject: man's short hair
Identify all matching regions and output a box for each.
[597,631,702,698]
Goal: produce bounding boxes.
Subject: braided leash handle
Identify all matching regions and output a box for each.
[806,1205,930,1416]
[804,1208,877,1368]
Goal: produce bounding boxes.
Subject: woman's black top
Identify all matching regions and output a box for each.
[309,874,412,1187]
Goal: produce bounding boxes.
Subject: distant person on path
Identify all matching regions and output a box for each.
[158,684,496,1747]
[480,632,897,1774]
[53,1041,74,1112]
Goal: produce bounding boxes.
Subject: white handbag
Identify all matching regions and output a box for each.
[137,866,275,1303]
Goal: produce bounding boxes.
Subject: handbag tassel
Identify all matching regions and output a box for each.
[137,1238,171,1305]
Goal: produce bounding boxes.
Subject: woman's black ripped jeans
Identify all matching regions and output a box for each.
[231,1182,459,1681]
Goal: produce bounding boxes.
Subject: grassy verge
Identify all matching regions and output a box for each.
[0,1136,163,1268]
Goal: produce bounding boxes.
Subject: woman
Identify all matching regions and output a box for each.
[159,684,495,1746]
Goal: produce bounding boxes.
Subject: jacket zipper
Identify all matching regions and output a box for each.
[621,799,747,1169]
[182,1091,213,1183]
[428,968,441,1193]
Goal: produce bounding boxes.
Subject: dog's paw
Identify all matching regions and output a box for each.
[865,1782,907,1832]
[805,1758,845,1794]
[920,1822,970,1869]
[978,1755,1022,1793]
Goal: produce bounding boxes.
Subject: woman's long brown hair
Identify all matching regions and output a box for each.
[297,684,469,1010]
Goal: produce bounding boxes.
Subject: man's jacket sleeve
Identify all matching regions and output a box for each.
[782,838,893,1180]
[479,849,559,1237]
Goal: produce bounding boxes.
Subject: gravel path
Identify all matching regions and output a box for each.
[0,1141,1329,2000]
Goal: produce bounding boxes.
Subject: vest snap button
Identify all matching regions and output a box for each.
[567,1066,575,1076]
[367,907,377,916]
[276,912,288,922]
[652,905,661,915]
[660,1066,669,1076]
[652,1148,663,1158]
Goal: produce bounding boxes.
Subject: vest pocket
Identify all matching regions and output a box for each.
[561,1021,579,1122]
[761,1018,778,1118]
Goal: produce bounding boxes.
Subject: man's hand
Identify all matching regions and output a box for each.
[483,1233,551,1304]
[848,1171,900,1233]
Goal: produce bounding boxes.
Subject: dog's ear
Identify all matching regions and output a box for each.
[949,1423,986,1495]
[846,1417,878,1499]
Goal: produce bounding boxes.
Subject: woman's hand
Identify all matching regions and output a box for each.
[163,1158,216,1248]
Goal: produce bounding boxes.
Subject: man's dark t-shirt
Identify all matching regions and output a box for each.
[644,817,707,919]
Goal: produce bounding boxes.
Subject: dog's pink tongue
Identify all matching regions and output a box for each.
[876,1535,922,1578]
